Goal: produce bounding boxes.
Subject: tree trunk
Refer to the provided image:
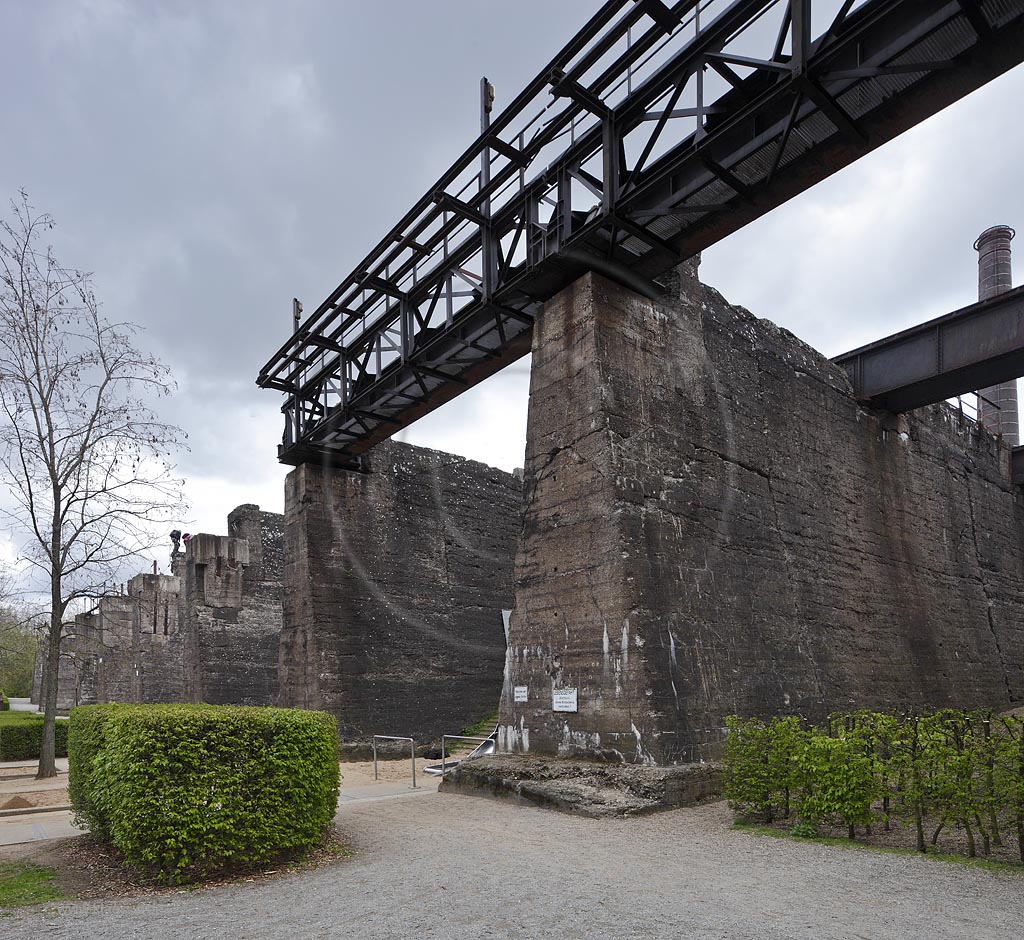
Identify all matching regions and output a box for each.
[36,613,61,779]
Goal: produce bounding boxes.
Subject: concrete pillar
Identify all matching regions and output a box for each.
[499,266,1024,765]
[279,442,519,748]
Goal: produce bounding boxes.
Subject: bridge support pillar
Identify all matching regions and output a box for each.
[499,265,1024,765]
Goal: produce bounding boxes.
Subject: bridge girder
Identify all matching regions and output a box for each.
[256,0,1024,466]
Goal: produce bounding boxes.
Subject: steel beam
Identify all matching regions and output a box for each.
[833,285,1024,413]
[258,0,1024,465]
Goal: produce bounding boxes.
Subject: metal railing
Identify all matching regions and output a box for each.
[371,734,419,789]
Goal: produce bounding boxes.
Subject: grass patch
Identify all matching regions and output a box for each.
[731,821,1024,875]
[459,711,498,740]
[0,861,63,907]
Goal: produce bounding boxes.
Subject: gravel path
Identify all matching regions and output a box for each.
[5,794,1024,939]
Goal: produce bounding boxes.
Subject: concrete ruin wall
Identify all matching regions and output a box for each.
[280,441,520,744]
[499,266,1024,765]
[32,505,284,711]
[31,573,187,710]
[181,506,284,706]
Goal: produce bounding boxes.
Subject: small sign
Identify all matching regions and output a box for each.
[513,686,529,703]
[552,688,578,712]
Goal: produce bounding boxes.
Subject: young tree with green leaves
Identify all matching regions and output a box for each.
[0,605,38,697]
[0,193,184,778]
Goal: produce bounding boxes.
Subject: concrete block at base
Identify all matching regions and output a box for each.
[439,754,722,817]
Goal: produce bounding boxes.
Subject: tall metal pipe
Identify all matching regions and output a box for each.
[975,225,1018,446]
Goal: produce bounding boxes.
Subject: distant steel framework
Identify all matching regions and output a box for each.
[257,0,1024,468]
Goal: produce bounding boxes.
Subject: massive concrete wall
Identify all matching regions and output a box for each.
[31,573,187,710]
[31,506,284,711]
[499,266,1024,765]
[281,441,520,743]
[181,507,284,705]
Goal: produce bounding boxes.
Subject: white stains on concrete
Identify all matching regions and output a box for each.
[500,718,530,753]
[559,723,603,754]
[631,722,656,765]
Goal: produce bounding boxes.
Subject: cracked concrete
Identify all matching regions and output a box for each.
[280,440,521,745]
[499,264,1024,766]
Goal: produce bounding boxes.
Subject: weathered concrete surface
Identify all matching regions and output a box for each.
[499,265,1024,765]
[182,508,285,706]
[280,440,519,745]
[441,754,721,817]
[31,506,285,710]
[31,576,187,710]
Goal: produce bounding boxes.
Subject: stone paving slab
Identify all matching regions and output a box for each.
[0,808,80,845]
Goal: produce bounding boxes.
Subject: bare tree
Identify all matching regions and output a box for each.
[0,193,184,778]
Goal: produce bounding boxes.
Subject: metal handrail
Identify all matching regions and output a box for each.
[371,734,419,789]
[440,734,494,775]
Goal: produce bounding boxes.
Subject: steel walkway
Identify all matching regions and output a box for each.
[257,0,1024,468]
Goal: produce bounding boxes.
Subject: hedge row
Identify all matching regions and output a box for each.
[0,712,68,760]
[69,703,340,883]
[725,711,1024,861]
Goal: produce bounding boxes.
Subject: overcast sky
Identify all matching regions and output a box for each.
[1,0,1022,570]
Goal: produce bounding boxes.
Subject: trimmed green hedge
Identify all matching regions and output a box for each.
[69,704,340,883]
[0,712,68,760]
[67,704,119,839]
[725,710,1024,860]
[1,691,9,711]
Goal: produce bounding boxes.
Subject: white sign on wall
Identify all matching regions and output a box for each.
[513,686,529,703]
[552,688,578,712]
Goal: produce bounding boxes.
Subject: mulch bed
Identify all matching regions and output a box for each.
[748,811,1024,869]
[0,827,350,902]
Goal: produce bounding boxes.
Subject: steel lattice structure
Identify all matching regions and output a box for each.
[257,0,1024,468]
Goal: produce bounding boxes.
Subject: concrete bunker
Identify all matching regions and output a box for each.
[278,441,521,752]
[496,258,1024,766]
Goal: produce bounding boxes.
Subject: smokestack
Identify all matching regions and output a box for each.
[975,225,1018,446]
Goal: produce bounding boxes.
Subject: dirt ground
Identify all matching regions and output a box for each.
[0,767,70,810]
[4,791,1024,940]
[340,756,446,787]
[0,827,350,901]
[755,810,1024,866]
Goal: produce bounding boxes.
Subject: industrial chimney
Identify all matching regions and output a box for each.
[975,225,1018,446]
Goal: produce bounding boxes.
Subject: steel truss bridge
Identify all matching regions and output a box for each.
[257,0,1024,468]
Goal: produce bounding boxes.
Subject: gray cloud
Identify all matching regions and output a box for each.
[1,0,1021,526]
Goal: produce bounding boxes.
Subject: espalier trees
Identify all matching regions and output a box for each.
[725,710,1024,863]
[0,193,184,778]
